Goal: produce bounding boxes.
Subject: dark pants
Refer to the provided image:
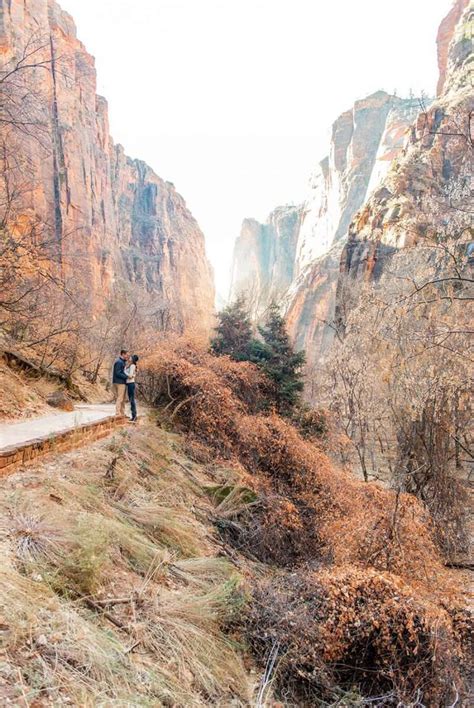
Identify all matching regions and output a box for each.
[127,382,137,420]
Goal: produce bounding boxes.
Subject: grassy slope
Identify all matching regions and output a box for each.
[0,401,470,705]
[0,421,254,705]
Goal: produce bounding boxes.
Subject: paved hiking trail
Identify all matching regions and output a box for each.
[0,404,116,450]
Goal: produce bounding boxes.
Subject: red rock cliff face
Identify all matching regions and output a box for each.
[436,0,471,95]
[282,94,424,366]
[295,93,421,274]
[339,1,473,290]
[0,0,215,335]
[230,93,421,357]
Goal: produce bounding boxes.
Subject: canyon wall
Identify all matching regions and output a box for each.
[231,0,472,367]
[0,0,214,335]
[285,94,424,364]
[230,92,422,361]
[229,204,302,319]
[294,92,422,274]
[339,0,472,288]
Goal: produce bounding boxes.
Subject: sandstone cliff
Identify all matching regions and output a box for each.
[230,92,422,362]
[295,92,422,274]
[339,0,473,288]
[284,94,424,364]
[436,0,472,95]
[229,204,302,319]
[0,0,214,335]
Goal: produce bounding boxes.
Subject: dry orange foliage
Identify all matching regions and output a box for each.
[141,340,470,702]
[142,341,451,587]
[246,566,467,705]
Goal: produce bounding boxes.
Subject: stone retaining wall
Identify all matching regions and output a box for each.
[0,415,127,477]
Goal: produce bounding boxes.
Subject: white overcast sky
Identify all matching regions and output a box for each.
[59,0,451,296]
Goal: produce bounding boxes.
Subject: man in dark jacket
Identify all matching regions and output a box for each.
[112,349,129,416]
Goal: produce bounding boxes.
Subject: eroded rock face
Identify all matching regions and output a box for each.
[230,92,422,360]
[339,1,473,289]
[436,0,471,96]
[0,0,214,334]
[229,205,302,320]
[284,244,343,366]
[295,93,422,275]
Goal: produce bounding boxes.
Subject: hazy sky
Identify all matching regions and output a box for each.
[59,0,451,296]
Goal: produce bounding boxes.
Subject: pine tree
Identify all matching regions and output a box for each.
[211,296,253,361]
[250,303,305,413]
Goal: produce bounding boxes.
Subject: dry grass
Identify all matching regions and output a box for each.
[0,357,47,419]
[0,423,253,705]
[121,502,206,557]
[141,580,247,700]
[0,565,137,703]
[1,512,65,562]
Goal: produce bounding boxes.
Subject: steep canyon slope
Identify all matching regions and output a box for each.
[340,0,473,287]
[230,0,473,368]
[230,92,423,359]
[0,0,214,336]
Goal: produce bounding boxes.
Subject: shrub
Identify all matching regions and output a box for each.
[140,341,470,702]
[140,342,451,581]
[292,405,329,440]
[244,567,465,706]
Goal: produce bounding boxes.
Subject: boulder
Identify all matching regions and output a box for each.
[47,391,74,412]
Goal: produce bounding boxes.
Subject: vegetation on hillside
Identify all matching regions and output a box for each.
[317,243,473,559]
[0,338,470,706]
[211,298,305,414]
[140,339,471,706]
[0,425,252,705]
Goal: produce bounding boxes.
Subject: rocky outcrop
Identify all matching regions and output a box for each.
[230,92,422,360]
[436,0,471,95]
[284,244,343,364]
[295,93,422,275]
[339,0,473,288]
[229,204,302,319]
[0,0,214,334]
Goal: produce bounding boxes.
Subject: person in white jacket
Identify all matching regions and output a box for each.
[124,354,139,421]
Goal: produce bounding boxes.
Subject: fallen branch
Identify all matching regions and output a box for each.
[83,598,129,631]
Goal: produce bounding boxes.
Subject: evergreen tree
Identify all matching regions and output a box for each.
[211,296,253,361]
[250,303,305,413]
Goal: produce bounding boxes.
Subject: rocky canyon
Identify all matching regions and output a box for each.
[230,91,425,361]
[0,0,215,339]
[230,0,473,367]
[0,1,472,704]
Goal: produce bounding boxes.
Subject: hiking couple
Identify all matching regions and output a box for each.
[113,349,139,421]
